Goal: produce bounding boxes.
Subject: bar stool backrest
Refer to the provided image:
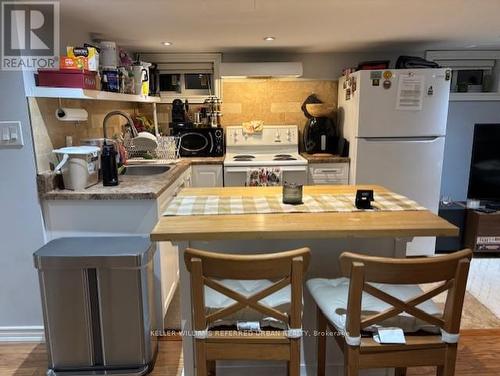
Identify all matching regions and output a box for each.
[184,247,311,330]
[338,249,472,338]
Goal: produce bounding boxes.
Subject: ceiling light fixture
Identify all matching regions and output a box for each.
[162,41,173,46]
[263,36,275,41]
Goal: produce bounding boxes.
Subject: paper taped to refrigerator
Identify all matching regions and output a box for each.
[396,74,424,110]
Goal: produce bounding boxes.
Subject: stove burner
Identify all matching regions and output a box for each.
[274,156,297,161]
[274,154,293,158]
[234,155,255,159]
[233,157,253,161]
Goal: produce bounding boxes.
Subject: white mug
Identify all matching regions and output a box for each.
[132,65,149,96]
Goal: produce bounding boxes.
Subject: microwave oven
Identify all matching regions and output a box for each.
[172,127,224,157]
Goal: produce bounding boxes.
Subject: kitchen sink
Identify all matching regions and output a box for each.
[122,165,171,176]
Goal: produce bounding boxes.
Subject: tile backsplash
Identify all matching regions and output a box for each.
[29,97,153,172]
[220,79,338,129]
[154,79,338,133]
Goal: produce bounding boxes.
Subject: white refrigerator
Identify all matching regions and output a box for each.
[338,68,451,256]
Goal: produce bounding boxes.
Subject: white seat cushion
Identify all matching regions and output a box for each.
[307,277,441,333]
[204,279,290,329]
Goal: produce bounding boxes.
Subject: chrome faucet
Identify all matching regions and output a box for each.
[102,110,138,142]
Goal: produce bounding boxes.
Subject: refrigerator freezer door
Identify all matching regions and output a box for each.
[353,136,446,255]
[356,69,450,138]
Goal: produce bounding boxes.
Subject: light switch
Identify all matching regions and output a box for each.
[1,127,9,141]
[9,125,18,140]
[0,121,23,148]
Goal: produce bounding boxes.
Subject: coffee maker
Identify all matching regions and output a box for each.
[303,116,339,154]
[169,99,193,130]
[301,96,342,154]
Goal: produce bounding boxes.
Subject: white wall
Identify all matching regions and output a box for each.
[441,101,500,200]
[0,0,90,339]
[222,51,425,79]
[0,71,46,339]
[0,10,100,338]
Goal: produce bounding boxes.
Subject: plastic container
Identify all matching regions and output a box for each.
[99,41,118,69]
[53,146,100,190]
[37,69,98,89]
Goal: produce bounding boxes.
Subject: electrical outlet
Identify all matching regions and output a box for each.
[0,121,24,148]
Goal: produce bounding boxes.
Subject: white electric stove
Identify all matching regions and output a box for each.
[223,125,308,186]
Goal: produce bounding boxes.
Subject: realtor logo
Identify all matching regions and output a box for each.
[1,1,59,70]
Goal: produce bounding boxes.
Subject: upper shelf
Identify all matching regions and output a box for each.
[26,87,161,103]
[26,84,500,104]
[449,92,500,102]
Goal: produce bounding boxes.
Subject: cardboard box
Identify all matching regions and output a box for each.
[60,55,88,70]
[37,70,98,90]
[67,46,99,71]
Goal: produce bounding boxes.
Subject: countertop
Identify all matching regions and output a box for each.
[151,185,458,241]
[300,152,350,163]
[39,156,224,201]
[179,156,225,165]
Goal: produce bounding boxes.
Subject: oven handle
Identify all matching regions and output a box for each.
[224,165,308,173]
[314,168,342,174]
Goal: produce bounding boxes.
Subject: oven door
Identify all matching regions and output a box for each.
[223,165,308,187]
[179,132,213,156]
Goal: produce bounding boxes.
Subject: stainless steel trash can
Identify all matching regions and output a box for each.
[34,236,158,375]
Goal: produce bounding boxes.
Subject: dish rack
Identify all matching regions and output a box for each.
[124,136,180,162]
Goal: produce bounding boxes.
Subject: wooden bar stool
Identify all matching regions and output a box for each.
[184,247,311,376]
[307,249,472,376]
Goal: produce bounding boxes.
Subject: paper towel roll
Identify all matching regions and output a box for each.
[55,107,88,122]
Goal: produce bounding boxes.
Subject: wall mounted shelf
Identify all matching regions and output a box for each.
[26,87,161,103]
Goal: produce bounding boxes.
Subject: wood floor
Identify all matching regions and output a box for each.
[1,330,499,376]
[0,337,183,376]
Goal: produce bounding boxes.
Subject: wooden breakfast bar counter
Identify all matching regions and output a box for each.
[151,185,458,376]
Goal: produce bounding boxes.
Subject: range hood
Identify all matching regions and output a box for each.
[220,62,303,78]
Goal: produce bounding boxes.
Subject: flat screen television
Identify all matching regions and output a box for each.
[468,123,500,201]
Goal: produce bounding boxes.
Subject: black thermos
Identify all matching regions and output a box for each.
[101,143,119,186]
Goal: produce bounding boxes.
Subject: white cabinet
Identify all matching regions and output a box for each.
[308,162,349,185]
[155,167,190,328]
[191,164,223,187]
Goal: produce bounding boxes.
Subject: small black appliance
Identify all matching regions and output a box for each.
[301,94,340,154]
[355,190,374,209]
[303,117,339,154]
[172,127,224,157]
[169,99,193,129]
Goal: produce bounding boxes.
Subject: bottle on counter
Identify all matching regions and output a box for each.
[101,143,119,186]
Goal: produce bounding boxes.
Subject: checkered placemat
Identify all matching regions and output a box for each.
[163,192,426,216]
